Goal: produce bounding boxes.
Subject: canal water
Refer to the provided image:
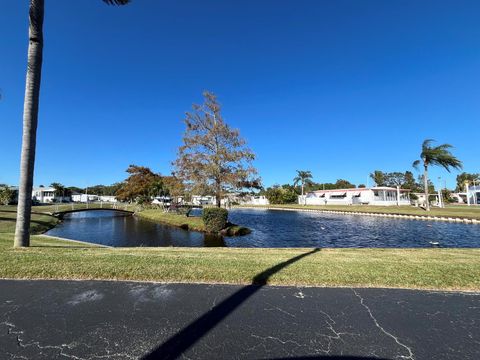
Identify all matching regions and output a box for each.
[45,208,480,248]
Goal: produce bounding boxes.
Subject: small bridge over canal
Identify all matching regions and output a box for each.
[53,208,134,218]
[47,202,203,218]
[47,203,135,217]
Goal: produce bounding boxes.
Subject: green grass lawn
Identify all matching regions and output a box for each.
[137,209,206,232]
[239,204,480,220]
[0,233,479,290]
[0,209,59,234]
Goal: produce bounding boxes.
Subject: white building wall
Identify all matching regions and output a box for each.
[467,185,480,205]
[251,196,269,205]
[72,194,100,203]
[302,188,411,206]
[241,195,269,206]
[99,196,117,203]
[32,187,57,203]
[191,195,216,206]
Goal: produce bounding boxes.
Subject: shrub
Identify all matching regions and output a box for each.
[202,207,228,233]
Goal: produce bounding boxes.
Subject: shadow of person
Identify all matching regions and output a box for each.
[141,248,321,360]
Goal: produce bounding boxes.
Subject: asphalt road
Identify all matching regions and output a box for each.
[0,280,478,360]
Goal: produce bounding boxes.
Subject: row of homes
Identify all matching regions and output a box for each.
[31,187,117,204]
[299,187,411,206]
[6,184,479,207]
[191,195,269,206]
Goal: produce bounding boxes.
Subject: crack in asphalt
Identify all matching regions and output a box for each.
[352,289,415,360]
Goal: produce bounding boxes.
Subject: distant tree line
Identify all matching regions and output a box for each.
[369,170,430,192]
[261,178,359,205]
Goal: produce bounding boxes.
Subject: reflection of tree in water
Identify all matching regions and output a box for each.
[203,234,226,247]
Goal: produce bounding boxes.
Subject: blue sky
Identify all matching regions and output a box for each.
[1,0,478,189]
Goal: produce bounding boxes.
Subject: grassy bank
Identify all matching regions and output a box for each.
[136,209,251,235]
[137,210,206,232]
[0,233,479,290]
[238,204,480,220]
[0,209,59,234]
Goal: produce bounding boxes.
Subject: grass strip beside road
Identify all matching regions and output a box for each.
[1,233,479,291]
[238,204,480,220]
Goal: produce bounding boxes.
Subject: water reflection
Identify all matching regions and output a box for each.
[45,209,480,248]
[47,210,209,247]
[204,234,226,247]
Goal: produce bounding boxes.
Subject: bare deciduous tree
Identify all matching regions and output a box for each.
[174,91,260,207]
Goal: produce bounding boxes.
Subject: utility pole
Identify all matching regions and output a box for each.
[465,181,470,206]
[437,177,443,208]
[474,180,478,205]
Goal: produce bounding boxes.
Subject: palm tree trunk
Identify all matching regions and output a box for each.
[423,164,430,211]
[14,0,44,248]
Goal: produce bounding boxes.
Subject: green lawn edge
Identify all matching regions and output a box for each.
[0,209,59,234]
[1,233,479,291]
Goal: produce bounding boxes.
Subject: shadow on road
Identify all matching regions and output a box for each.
[141,248,321,360]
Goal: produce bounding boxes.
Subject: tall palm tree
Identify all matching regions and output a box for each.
[14,0,131,248]
[413,139,462,211]
[293,170,313,205]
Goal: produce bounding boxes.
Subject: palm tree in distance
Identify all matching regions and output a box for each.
[14,0,131,248]
[412,139,462,211]
[294,170,313,206]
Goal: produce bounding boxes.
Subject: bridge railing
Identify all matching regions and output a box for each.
[45,202,136,214]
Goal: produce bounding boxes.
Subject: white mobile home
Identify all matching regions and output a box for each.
[191,195,216,206]
[99,195,117,203]
[32,187,70,203]
[71,194,100,203]
[466,185,480,205]
[242,195,269,206]
[300,187,411,206]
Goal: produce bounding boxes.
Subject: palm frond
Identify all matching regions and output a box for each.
[429,154,463,172]
[418,138,463,173]
[412,160,421,170]
[434,143,453,151]
[293,176,301,186]
[422,139,435,150]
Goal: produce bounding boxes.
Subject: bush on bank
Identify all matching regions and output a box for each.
[203,207,228,233]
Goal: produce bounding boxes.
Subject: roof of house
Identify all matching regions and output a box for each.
[32,187,56,192]
[311,187,410,194]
